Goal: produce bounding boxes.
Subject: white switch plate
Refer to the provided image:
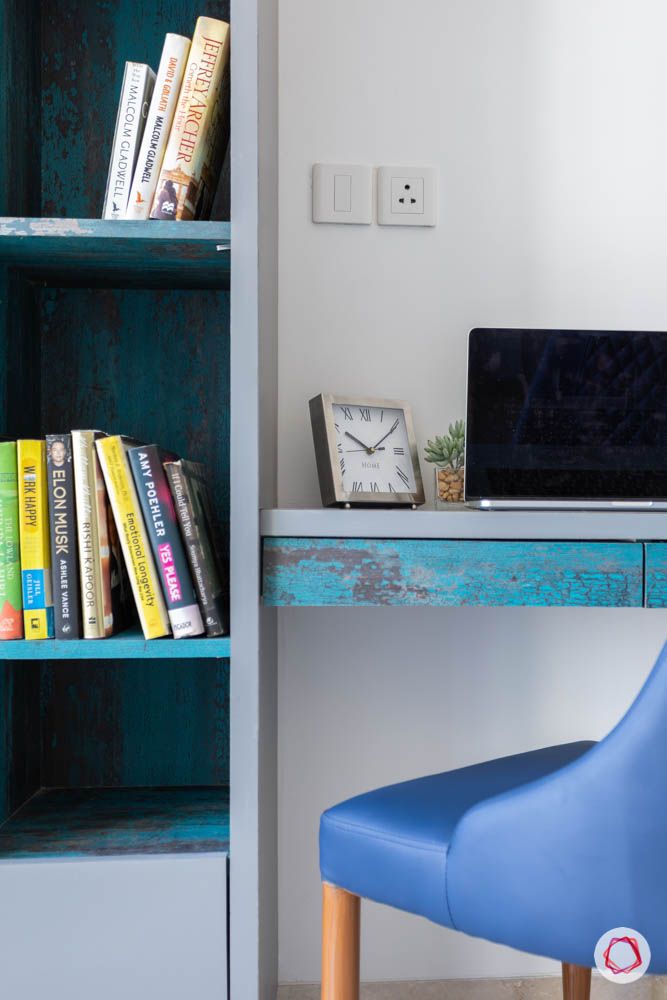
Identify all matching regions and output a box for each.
[312,163,373,224]
[377,165,438,226]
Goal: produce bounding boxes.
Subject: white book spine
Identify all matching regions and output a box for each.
[102,62,156,220]
[125,35,190,220]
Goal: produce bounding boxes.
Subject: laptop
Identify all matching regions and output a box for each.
[465,328,667,510]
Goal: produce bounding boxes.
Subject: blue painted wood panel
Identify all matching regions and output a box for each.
[0,786,230,858]
[263,538,644,608]
[0,663,40,825]
[643,543,667,608]
[39,659,230,788]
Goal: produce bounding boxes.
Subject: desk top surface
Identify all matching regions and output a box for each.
[261,506,667,541]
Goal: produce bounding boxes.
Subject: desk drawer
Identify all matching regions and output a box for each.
[643,543,667,608]
[262,538,644,607]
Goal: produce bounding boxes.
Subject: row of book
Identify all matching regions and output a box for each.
[103,15,230,222]
[0,435,227,642]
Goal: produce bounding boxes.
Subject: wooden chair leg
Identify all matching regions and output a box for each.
[321,882,360,1000]
[562,962,591,1000]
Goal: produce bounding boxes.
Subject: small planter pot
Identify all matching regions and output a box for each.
[435,466,464,507]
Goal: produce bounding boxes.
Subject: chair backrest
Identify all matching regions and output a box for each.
[447,640,667,972]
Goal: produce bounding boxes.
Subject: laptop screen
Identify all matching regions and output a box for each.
[465,328,667,501]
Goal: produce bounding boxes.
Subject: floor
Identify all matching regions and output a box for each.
[277,976,667,999]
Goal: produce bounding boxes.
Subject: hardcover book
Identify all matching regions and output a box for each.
[72,430,131,638]
[125,34,191,220]
[46,435,81,639]
[95,436,170,640]
[0,442,22,639]
[17,440,54,639]
[102,61,156,220]
[150,17,230,221]
[128,444,204,637]
[164,458,227,637]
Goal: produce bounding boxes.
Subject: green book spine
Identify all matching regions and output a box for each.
[0,442,23,639]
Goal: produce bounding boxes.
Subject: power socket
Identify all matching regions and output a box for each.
[377,166,437,226]
[392,176,424,214]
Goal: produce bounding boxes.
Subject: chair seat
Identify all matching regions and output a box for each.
[320,741,594,927]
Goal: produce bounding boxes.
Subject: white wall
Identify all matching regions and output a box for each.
[277,0,667,983]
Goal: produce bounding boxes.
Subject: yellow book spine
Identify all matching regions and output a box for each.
[95,436,169,640]
[18,440,54,639]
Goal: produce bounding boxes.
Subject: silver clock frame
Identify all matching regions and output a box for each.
[309,393,425,508]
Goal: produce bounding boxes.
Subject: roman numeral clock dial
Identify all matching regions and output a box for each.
[310,395,425,507]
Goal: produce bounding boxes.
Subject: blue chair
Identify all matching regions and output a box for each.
[320,642,667,999]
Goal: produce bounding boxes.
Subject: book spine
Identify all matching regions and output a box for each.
[182,38,230,221]
[149,17,230,221]
[46,435,81,639]
[165,461,226,637]
[17,440,54,639]
[102,62,156,220]
[95,437,169,640]
[128,446,204,637]
[0,442,23,639]
[72,431,106,638]
[125,35,191,220]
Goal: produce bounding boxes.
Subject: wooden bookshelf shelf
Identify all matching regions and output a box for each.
[0,218,231,289]
[0,786,230,858]
[0,629,231,660]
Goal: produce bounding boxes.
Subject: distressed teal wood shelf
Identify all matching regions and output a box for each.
[0,786,230,859]
[0,629,230,660]
[0,218,231,288]
[262,538,644,607]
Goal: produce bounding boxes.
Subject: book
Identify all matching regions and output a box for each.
[128,444,204,637]
[17,440,54,639]
[150,17,230,221]
[72,430,131,638]
[95,436,170,640]
[102,62,156,220]
[0,442,23,639]
[125,34,191,220]
[46,435,82,639]
[164,459,227,637]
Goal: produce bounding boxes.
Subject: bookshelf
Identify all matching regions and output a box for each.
[0,0,282,996]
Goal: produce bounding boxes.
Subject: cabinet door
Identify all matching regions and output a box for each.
[263,538,644,607]
[0,853,228,1000]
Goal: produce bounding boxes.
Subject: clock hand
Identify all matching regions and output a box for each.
[371,418,400,451]
[345,447,386,453]
[344,431,374,454]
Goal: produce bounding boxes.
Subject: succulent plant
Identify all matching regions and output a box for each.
[424,420,465,469]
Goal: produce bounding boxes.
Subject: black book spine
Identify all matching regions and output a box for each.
[128,444,204,638]
[46,434,81,639]
[165,460,227,637]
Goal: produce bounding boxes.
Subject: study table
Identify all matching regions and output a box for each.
[261,507,667,608]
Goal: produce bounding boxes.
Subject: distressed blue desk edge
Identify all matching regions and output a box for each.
[262,537,645,608]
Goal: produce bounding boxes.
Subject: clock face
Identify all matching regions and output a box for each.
[331,403,417,495]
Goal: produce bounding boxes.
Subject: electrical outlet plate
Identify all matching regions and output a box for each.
[377,165,438,226]
[312,163,373,224]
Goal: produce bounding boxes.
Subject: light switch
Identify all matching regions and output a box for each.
[312,164,372,224]
[334,174,352,213]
